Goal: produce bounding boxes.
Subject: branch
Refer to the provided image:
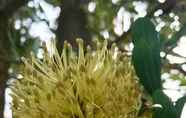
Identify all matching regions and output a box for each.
[165,63,186,75]
[163,48,186,61]
[108,29,131,48]
[163,56,186,75]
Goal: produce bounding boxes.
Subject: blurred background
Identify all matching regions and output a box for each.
[0,0,186,117]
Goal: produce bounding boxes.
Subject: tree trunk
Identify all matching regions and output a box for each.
[0,15,11,117]
[56,0,91,50]
[0,0,29,117]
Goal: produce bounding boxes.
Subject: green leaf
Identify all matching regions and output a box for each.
[152,90,178,118]
[175,96,186,118]
[132,17,162,95]
[172,75,186,86]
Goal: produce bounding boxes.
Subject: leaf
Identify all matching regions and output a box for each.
[172,75,186,86]
[132,17,162,95]
[175,96,186,118]
[152,89,178,118]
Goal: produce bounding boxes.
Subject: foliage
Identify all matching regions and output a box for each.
[131,18,162,95]
[131,18,186,118]
[170,72,186,86]
[11,39,151,118]
[175,96,186,118]
[152,89,178,118]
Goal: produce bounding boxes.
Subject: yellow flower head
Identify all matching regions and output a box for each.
[11,39,150,118]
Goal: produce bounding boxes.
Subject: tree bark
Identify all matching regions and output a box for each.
[56,0,91,50]
[0,0,29,117]
[0,16,10,117]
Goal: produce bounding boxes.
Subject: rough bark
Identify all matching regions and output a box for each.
[0,16,10,117]
[0,0,29,117]
[56,0,91,50]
